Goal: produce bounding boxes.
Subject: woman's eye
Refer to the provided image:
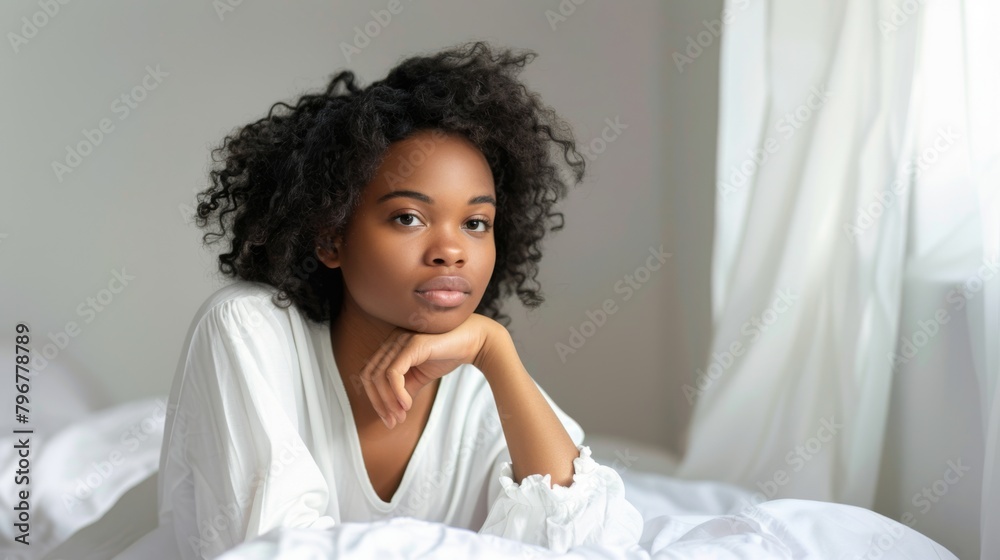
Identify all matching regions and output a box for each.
[392,213,425,227]
[466,218,493,233]
[393,213,492,232]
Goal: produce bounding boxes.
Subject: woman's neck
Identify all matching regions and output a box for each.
[329,294,443,435]
[329,294,397,418]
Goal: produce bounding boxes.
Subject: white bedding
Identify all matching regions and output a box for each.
[0,395,959,560]
[198,486,955,559]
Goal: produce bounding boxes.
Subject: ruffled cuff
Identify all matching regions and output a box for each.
[478,445,643,552]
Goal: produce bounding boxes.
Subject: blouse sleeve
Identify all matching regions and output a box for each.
[158,295,337,560]
[475,380,644,553]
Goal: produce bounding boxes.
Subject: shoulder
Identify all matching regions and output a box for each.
[193,280,285,322]
[176,281,313,406]
[188,281,301,337]
[179,280,313,371]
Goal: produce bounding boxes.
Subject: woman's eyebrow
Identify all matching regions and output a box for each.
[376,190,496,207]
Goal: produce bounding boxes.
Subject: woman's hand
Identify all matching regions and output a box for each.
[363,312,579,487]
[360,312,501,429]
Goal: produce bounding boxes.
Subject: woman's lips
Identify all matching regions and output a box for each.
[415,290,469,308]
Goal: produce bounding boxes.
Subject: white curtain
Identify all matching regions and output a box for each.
[676,0,999,558]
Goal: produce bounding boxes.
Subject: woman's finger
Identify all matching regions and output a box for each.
[386,335,419,413]
[360,335,395,428]
[373,334,409,426]
[383,337,431,411]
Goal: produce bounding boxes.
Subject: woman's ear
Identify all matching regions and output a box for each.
[315,236,342,269]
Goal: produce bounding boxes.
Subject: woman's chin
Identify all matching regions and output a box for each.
[420,319,466,335]
[399,310,471,334]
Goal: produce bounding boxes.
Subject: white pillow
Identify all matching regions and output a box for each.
[0,397,166,558]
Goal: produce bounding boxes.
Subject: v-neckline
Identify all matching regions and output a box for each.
[321,322,451,511]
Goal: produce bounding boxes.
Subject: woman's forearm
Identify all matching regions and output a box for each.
[474,328,579,487]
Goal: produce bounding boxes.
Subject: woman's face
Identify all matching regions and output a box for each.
[321,129,497,334]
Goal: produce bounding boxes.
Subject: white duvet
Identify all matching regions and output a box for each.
[199,482,956,560]
[0,387,958,559]
[152,504,946,560]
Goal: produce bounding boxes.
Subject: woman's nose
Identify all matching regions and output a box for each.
[425,228,466,266]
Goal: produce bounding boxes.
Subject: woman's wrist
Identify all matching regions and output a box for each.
[473,323,517,382]
[472,326,578,486]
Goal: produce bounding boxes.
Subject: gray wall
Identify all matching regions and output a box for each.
[2,1,983,556]
[1,1,719,457]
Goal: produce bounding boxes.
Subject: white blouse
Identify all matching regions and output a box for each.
[157,281,643,559]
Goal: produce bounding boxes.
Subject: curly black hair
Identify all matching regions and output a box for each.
[194,41,586,327]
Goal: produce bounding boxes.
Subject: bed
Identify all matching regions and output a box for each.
[1,393,957,560]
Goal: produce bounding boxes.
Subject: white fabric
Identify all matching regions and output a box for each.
[156,280,643,559]
[0,397,163,560]
[961,5,1000,557]
[3,400,953,560]
[680,0,999,558]
[208,490,957,559]
[683,0,924,506]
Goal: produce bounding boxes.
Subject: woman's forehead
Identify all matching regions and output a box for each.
[364,133,496,203]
